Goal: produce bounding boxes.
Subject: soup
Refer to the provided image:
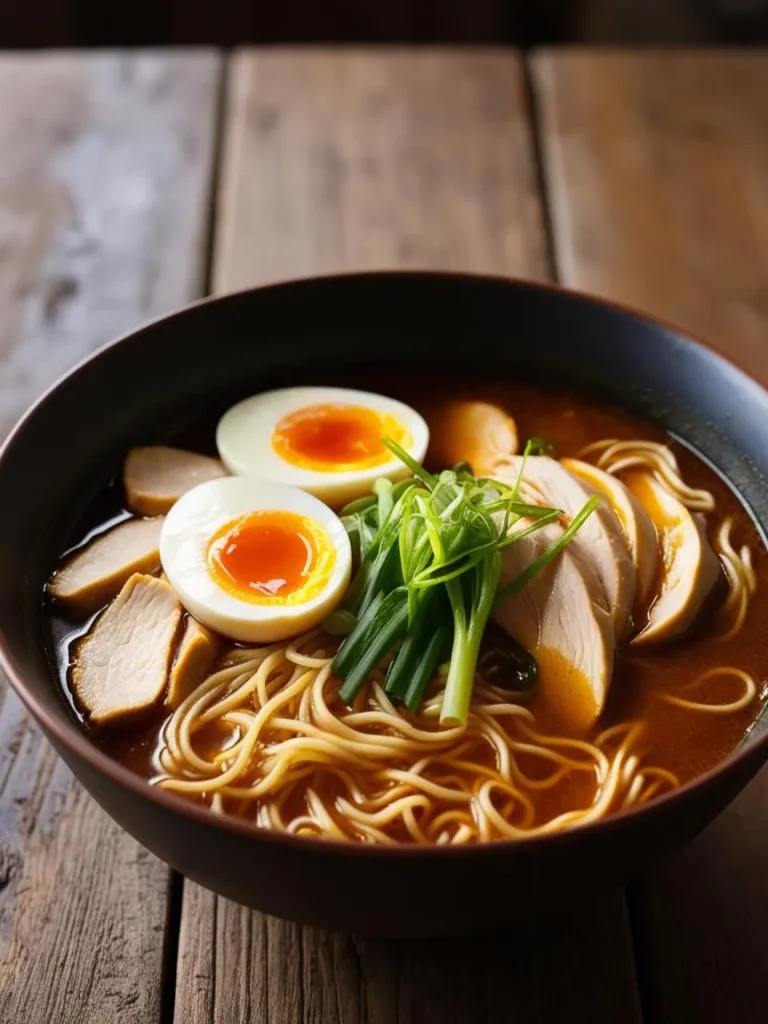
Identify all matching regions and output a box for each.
[46,377,768,845]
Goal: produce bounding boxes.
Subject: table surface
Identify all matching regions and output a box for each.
[0,46,767,1024]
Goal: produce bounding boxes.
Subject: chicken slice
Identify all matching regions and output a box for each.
[495,456,636,638]
[71,573,183,724]
[494,521,615,731]
[124,446,227,516]
[624,472,722,644]
[166,616,219,709]
[424,401,518,475]
[49,516,164,613]
[564,458,659,605]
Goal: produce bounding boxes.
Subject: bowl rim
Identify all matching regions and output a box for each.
[1,269,766,860]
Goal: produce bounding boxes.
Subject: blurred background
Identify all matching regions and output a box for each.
[3,0,768,47]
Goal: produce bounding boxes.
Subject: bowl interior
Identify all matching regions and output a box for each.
[2,272,768,751]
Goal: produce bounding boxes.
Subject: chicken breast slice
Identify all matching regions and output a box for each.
[494,521,615,731]
[124,446,227,516]
[166,616,219,709]
[564,458,659,605]
[48,516,164,613]
[624,472,721,644]
[71,573,183,724]
[494,456,636,638]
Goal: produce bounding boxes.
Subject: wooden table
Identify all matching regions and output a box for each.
[1,48,767,1023]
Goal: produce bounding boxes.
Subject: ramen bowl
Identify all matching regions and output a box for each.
[0,272,766,936]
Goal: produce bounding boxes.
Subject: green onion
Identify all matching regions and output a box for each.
[332,589,386,676]
[323,609,358,636]
[381,436,436,488]
[335,589,409,704]
[385,587,446,699]
[340,494,378,516]
[374,477,394,524]
[440,548,502,725]
[526,436,558,458]
[403,618,452,711]
[494,494,601,604]
[330,438,597,724]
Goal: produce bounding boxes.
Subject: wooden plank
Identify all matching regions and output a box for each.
[174,48,642,1024]
[0,51,220,1023]
[533,48,768,1023]
[175,882,216,1022]
[533,49,768,385]
[178,891,643,1024]
[212,49,549,292]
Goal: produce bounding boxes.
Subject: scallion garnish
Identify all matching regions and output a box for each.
[330,440,596,724]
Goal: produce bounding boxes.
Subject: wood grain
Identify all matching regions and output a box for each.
[174,48,641,1024]
[178,892,643,1024]
[0,51,220,1023]
[533,49,768,384]
[212,49,549,292]
[533,48,768,1023]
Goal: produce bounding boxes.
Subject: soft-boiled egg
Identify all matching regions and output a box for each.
[216,386,429,508]
[160,477,352,643]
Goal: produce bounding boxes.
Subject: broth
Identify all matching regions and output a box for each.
[47,375,768,840]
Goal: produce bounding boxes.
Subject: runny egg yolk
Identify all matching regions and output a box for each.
[207,510,336,605]
[271,403,412,472]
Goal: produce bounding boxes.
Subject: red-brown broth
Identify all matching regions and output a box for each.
[49,377,768,828]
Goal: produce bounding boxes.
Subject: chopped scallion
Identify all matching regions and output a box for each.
[330,438,597,724]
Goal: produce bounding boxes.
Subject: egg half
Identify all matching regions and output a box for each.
[160,477,352,643]
[216,386,429,508]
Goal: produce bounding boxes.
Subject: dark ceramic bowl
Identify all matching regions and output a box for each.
[1,272,767,937]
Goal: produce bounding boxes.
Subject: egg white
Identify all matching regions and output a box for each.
[216,386,429,508]
[160,476,352,643]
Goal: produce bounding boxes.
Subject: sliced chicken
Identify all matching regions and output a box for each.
[49,516,164,613]
[494,520,615,731]
[564,458,659,605]
[425,401,517,476]
[624,472,721,644]
[71,573,183,724]
[166,616,219,709]
[124,446,226,516]
[495,456,636,638]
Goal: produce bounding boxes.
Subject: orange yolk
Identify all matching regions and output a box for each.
[207,510,333,604]
[272,403,411,472]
